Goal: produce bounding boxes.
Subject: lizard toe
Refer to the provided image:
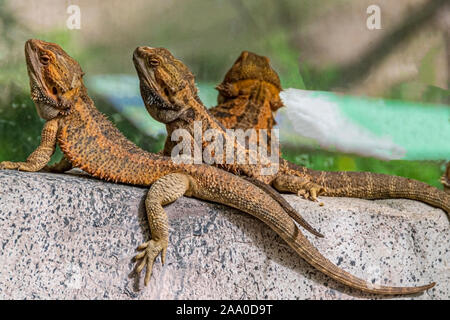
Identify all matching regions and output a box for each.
[297,183,326,202]
[133,239,167,286]
[18,163,37,172]
[0,161,21,170]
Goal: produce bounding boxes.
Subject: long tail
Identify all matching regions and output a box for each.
[206,171,435,295]
[281,223,435,295]
[287,161,449,215]
[244,176,324,238]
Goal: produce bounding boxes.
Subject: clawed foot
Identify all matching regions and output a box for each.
[0,161,35,171]
[297,183,326,202]
[134,239,168,286]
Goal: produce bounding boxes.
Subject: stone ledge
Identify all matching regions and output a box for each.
[0,170,448,299]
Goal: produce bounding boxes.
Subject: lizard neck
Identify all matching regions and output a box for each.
[162,95,275,183]
[164,97,229,153]
[57,91,177,185]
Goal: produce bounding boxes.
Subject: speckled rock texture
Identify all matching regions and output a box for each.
[0,170,448,299]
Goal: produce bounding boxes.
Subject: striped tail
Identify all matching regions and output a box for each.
[244,176,324,237]
[293,164,450,215]
[281,223,435,295]
[222,174,435,295]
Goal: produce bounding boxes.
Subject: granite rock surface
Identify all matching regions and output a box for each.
[0,170,448,299]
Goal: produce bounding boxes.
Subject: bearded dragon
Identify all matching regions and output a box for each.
[210,51,283,152]
[0,39,436,295]
[132,46,450,216]
[213,51,448,191]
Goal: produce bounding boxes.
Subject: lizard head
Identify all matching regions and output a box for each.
[133,46,198,124]
[217,51,283,111]
[25,39,85,120]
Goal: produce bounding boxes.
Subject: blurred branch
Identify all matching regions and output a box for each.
[333,0,448,89]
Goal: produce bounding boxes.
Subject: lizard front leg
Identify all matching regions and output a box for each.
[0,119,58,172]
[273,174,326,202]
[134,173,193,286]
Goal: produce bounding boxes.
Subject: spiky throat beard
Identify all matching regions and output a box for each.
[30,82,71,120]
[140,82,176,111]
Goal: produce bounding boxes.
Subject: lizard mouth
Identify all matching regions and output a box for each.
[25,40,60,109]
[133,47,176,111]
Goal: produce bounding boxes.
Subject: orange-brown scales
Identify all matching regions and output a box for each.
[210,51,283,151]
[0,39,437,295]
[134,46,450,216]
[213,52,450,203]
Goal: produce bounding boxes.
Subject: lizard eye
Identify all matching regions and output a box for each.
[40,54,50,65]
[163,87,170,96]
[148,58,160,67]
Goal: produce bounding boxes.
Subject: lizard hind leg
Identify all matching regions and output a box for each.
[134,173,192,286]
[273,174,326,202]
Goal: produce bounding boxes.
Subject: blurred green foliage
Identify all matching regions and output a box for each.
[0,87,44,162]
